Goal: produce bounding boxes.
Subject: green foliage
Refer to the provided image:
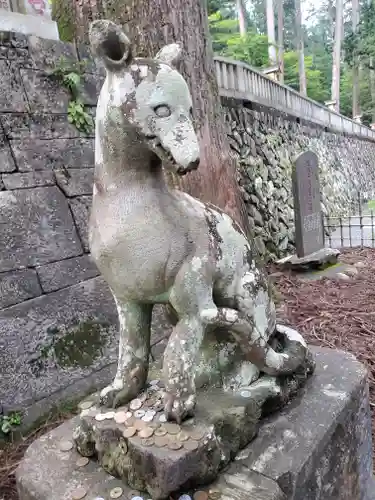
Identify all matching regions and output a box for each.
[50,57,94,135]
[50,0,76,42]
[0,412,22,437]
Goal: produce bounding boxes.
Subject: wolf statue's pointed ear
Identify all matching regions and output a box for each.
[89,20,132,73]
[155,42,183,68]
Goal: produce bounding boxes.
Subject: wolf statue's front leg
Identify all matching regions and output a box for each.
[100,299,153,408]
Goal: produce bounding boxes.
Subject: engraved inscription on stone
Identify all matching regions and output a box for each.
[292,151,324,257]
[0,0,11,10]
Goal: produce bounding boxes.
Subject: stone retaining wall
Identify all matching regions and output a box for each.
[1,30,375,424]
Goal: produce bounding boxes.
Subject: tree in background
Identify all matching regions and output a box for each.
[266,0,277,65]
[277,0,284,82]
[331,0,344,112]
[295,0,307,95]
[352,0,360,119]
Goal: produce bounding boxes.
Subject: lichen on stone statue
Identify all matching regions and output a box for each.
[85,19,314,423]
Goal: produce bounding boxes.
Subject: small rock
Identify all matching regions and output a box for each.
[336,273,351,281]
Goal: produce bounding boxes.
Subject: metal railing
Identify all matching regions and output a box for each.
[214,56,375,141]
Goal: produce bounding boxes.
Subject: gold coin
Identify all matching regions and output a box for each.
[177,431,189,442]
[72,486,87,499]
[124,416,135,427]
[110,486,123,498]
[154,435,168,448]
[168,440,182,450]
[190,429,205,441]
[123,427,137,438]
[141,437,154,447]
[114,411,128,424]
[184,440,199,451]
[194,491,208,500]
[138,427,154,439]
[76,456,89,468]
[59,440,73,452]
[164,423,181,435]
[78,400,94,410]
[154,427,167,437]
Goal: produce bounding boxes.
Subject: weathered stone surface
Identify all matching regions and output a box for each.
[10,137,94,171]
[2,170,55,189]
[16,348,374,500]
[69,195,92,252]
[55,168,94,197]
[20,69,70,113]
[0,268,42,308]
[276,247,340,272]
[37,255,99,293]
[72,345,314,499]
[0,60,29,112]
[0,277,118,413]
[0,186,83,272]
[1,112,85,139]
[0,134,16,172]
[27,34,77,71]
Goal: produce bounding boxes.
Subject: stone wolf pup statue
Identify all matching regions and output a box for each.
[89,20,309,423]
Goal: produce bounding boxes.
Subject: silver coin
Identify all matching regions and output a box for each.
[126,411,133,419]
[131,497,144,500]
[139,392,147,402]
[95,413,106,421]
[130,399,142,411]
[150,379,160,386]
[134,409,145,418]
[142,414,154,423]
[179,495,192,500]
[145,410,156,417]
[240,390,251,398]
[158,414,167,423]
[103,411,115,419]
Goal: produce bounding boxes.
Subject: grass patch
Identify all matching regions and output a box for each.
[367,199,375,210]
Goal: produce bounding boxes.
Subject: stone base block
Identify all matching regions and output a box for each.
[0,10,59,41]
[276,247,340,271]
[16,347,374,500]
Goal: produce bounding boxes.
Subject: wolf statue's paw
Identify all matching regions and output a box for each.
[99,362,148,408]
[163,387,196,424]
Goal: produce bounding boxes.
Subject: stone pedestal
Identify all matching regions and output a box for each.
[16,347,374,500]
[0,9,59,40]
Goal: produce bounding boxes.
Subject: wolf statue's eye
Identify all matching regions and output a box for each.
[154,105,171,118]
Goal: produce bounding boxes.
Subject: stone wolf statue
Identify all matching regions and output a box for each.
[89,20,310,423]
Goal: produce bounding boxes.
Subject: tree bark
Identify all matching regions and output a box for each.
[93,0,251,237]
[266,0,277,65]
[352,0,360,119]
[277,0,284,83]
[237,0,248,37]
[294,0,306,95]
[331,0,343,112]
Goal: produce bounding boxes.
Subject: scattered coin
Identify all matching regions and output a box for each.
[184,440,199,451]
[240,390,251,398]
[158,414,167,423]
[78,400,94,410]
[126,411,133,419]
[93,497,105,500]
[154,436,168,448]
[123,427,137,438]
[148,421,160,429]
[208,490,221,500]
[134,419,146,431]
[134,409,145,419]
[103,411,116,420]
[145,410,156,418]
[124,416,135,427]
[131,497,144,500]
[95,413,107,422]
[139,392,148,402]
[189,429,205,441]
[129,490,141,499]
[59,440,73,452]
[138,427,154,439]
[177,431,189,442]
[164,423,181,435]
[76,456,90,468]
[130,399,142,411]
[141,437,154,447]
[114,411,128,424]
[110,486,123,498]
[194,491,208,500]
[154,427,167,437]
[72,487,87,499]
[179,495,192,500]
[150,379,160,386]
[168,440,182,450]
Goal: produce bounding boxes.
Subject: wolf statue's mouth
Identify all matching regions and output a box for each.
[148,137,187,175]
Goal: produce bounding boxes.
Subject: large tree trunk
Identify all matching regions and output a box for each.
[93,0,251,237]
[331,0,344,112]
[295,0,306,95]
[352,0,360,119]
[237,0,248,37]
[277,0,284,83]
[266,0,277,65]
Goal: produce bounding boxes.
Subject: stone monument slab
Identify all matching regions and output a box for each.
[292,150,324,258]
[16,347,375,500]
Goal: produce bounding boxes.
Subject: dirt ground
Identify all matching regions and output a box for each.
[1,247,374,499]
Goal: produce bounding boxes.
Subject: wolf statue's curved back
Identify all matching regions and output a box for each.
[87,20,311,425]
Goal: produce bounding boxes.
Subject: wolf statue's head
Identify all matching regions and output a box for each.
[89,20,200,176]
